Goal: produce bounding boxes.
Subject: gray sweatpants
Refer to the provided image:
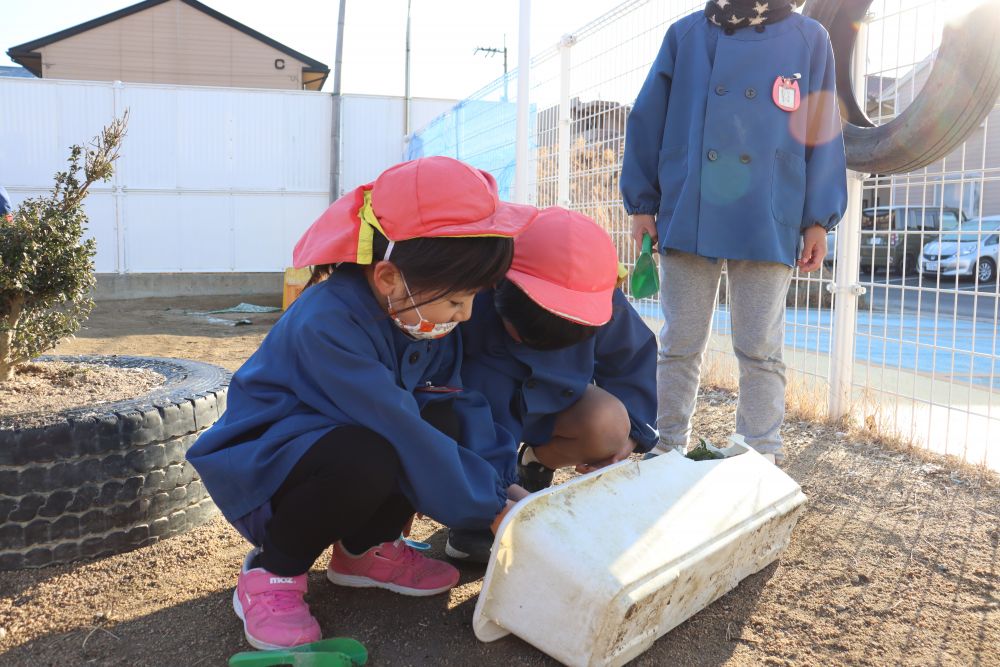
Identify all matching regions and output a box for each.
[656,250,793,460]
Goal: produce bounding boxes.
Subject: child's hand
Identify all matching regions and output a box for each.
[631,215,658,250]
[491,499,517,535]
[506,483,531,501]
[798,225,828,273]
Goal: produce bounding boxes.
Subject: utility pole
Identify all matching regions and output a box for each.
[474,34,509,100]
[404,0,412,137]
[329,0,347,201]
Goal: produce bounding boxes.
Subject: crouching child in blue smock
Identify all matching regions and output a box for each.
[186,157,536,650]
[446,207,658,563]
[621,0,848,463]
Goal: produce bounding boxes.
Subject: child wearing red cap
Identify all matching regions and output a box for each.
[448,207,658,563]
[187,157,536,649]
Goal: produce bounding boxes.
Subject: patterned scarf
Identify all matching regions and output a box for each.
[704,0,802,30]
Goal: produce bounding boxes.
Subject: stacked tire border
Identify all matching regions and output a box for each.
[0,355,230,570]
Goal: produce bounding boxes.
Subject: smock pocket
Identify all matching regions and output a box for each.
[657,144,688,214]
[771,149,807,228]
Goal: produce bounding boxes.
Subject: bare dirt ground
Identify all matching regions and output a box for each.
[1,295,998,666]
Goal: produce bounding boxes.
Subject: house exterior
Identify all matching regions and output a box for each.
[871,55,999,220]
[7,0,329,91]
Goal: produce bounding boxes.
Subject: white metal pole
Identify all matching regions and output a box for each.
[557,35,575,208]
[404,0,412,138]
[514,0,531,204]
[828,15,870,420]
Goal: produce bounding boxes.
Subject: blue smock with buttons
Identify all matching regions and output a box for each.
[460,289,658,455]
[620,11,848,267]
[186,268,516,530]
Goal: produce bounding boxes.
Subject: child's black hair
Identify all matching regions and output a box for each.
[493,278,599,351]
[305,231,514,311]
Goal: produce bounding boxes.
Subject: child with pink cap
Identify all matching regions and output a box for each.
[187,157,536,649]
[448,207,658,563]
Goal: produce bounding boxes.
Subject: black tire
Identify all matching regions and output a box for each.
[0,356,230,570]
[805,0,1000,174]
[978,257,997,283]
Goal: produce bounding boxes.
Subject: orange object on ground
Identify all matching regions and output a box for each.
[282,267,312,311]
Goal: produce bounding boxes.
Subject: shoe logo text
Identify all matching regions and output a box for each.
[269,577,295,584]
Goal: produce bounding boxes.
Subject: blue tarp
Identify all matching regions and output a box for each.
[408,98,535,202]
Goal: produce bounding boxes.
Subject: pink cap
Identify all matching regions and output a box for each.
[293,156,537,267]
[506,207,619,326]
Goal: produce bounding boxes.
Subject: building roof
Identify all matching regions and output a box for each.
[7,0,329,90]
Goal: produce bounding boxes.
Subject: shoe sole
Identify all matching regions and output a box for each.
[325,569,455,597]
[444,540,490,564]
[231,588,296,651]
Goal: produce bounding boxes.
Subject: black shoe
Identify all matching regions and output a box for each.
[445,527,494,564]
[517,445,555,493]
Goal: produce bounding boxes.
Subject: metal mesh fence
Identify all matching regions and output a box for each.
[409,0,1000,468]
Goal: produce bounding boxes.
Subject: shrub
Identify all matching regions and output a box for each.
[0,115,128,382]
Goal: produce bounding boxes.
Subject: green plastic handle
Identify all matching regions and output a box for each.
[228,650,353,667]
[642,233,653,255]
[630,233,660,299]
[229,638,368,667]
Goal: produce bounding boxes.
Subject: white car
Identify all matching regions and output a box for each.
[920,216,1000,282]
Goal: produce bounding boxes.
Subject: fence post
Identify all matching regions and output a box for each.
[827,15,870,420]
[558,34,576,208]
[514,0,531,204]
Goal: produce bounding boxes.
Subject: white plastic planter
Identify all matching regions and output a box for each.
[473,441,807,666]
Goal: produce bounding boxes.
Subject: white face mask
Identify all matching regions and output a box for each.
[387,274,459,340]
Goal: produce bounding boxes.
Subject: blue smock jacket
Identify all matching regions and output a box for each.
[460,289,658,455]
[620,11,848,267]
[186,269,516,529]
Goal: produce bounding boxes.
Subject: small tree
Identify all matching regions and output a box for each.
[0,114,128,382]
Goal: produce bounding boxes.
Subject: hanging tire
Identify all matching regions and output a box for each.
[0,356,229,570]
[805,0,1000,174]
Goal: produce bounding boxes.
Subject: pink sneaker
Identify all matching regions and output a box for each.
[232,549,322,650]
[326,539,459,596]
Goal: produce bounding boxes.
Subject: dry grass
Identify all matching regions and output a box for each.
[700,350,999,484]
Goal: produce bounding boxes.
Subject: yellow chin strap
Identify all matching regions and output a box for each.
[357,189,389,265]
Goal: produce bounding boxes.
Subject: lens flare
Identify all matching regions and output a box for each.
[788,90,844,147]
[943,0,988,26]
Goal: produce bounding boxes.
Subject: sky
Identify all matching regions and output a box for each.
[2,0,989,107]
[2,0,625,100]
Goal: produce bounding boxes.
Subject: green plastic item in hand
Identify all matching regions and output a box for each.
[630,234,659,299]
[228,637,368,667]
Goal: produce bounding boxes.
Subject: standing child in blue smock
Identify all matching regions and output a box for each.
[186,157,536,650]
[448,207,658,563]
[621,0,847,463]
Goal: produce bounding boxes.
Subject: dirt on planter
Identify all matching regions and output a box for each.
[0,294,997,667]
[0,362,164,427]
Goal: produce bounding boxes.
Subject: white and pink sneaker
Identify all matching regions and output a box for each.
[232,549,322,650]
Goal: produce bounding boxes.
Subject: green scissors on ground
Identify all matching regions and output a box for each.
[228,637,367,667]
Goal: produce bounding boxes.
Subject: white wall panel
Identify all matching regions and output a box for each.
[1,78,331,273]
[0,79,115,187]
[80,191,119,274]
[2,80,450,274]
[338,95,457,196]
